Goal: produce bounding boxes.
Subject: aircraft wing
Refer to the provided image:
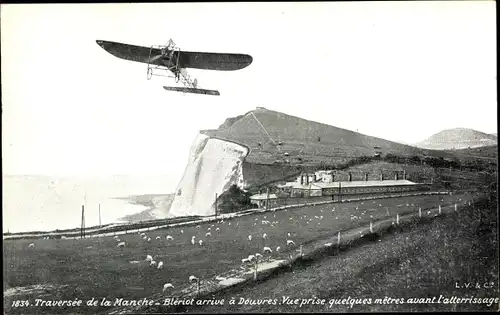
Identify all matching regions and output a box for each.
[96,40,252,71]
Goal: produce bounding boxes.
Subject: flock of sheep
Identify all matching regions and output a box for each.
[23,195,451,299]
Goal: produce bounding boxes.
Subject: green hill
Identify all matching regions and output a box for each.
[202,107,456,166]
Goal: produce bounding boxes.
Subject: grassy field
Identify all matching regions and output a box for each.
[176,191,499,313]
[3,192,474,314]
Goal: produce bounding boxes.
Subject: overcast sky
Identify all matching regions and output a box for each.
[1,2,496,178]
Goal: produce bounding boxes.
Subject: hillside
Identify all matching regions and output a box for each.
[201,107,455,166]
[415,128,497,150]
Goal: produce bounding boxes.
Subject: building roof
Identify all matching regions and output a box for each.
[250,193,278,200]
[312,180,419,189]
[287,183,322,190]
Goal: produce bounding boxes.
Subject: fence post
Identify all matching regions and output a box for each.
[419,207,422,218]
[454,204,457,212]
[438,205,441,215]
[337,231,341,245]
[254,260,258,280]
[299,245,303,258]
[396,213,400,225]
[370,221,373,233]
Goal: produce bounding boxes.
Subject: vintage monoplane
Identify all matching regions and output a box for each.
[96,39,252,96]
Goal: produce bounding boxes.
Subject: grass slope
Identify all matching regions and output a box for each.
[178,191,499,313]
[201,108,456,165]
[4,193,473,314]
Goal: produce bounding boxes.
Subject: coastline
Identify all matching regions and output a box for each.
[3,193,175,236]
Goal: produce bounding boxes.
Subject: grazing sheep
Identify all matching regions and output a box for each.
[189,275,199,283]
[163,283,174,291]
[166,235,174,241]
[205,232,211,237]
[276,246,281,252]
[157,261,164,269]
[115,238,121,243]
[247,235,252,241]
[116,242,126,248]
[156,236,161,240]
[180,230,184,234]
[262,233,267,239]
[150,260,157,267]
[147,237,151,242]
[198,240,203,246]
[28,243,35,248]
[228,223,231,226]
[113,236,120,240]
[255,253,263,259]
[145,255,153,262]
[247,254,256,261]
[242,258,250,264]
[263,247,272,253]
[196,225,200,229]
[191,236,196,245]
[324,243,333,247]
[287,240,296,246]
[287,232,291,237]
[140,233,146,237]
[216,227,220,232]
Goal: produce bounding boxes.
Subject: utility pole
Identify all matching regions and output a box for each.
[215,193,218,218]
[339,182,342,202]
[266,187,270,210]
[81,205,85,239]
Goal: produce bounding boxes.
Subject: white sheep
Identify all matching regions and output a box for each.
[156,236,161,240]
[163,283,174,291]
[189,275,199,283]
[199,240,203,246]
[241,258,250,264]
[191,237,196,245]
[276,246,281,252]
[287,232,291,237]
[145,255,153,262]
[166,235,173,241]
[157,261,164,269]
[216,227,220,232]
[324,243,333,247]
[255,253,263,259]
[262,233,267,239]
[287,240,296,246]
[248,235,252,241]
[205,232,211,237]
[207,227,211,231]
[263,247,273,253]
[140,232,146,237]
[196,225,200,229]
[113,235,120,240]
[247,254,256,261]
[147,237,151,242]
[228,222,231,226]
[116,242,126,248]
[180,229,184,234]
[150,260,157,267]
[28,243,35,248]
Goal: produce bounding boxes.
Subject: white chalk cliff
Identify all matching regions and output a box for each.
[168,134,248,217]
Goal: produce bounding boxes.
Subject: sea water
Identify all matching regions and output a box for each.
[2,175,174,233]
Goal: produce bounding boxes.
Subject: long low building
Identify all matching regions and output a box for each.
[279,179,426,197]
[313,179,424,195]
